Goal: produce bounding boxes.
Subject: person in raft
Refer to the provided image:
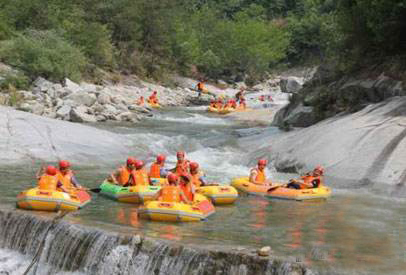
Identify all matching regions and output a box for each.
[110,157,137,186]
[148,91,159,104]
[171,151,190,176]
[287,166,324,189]
[37,165,69,193]
[124,160,151,187]
[57,160,83,192]
[153,173,191,204]
[149,154,169,179]
[189,162,217,187]
[249,159,272,186]
[209,100,216,108]
[179,173,195,201]
[135,96,145,106]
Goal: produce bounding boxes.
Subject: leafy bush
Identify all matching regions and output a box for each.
[0,30,87,82]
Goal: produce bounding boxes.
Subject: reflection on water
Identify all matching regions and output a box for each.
[0,109,405,274]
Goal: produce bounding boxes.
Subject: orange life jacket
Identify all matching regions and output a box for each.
[175,160,189,175]
[197,82,204,90]
[38,175,58,191]
[134,169,149,186]
[251,168,266,184]
[180,182,194,201]
[117,166,135,186]
[159,185,182,202]
[136,98,144,106]
[149,163,161,178]
[57,171,74,191]
[190,173,202,187]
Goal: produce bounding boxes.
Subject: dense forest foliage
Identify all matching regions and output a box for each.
[0,0,404,83]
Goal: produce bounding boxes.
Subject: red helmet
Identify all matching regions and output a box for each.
[314,165,324,175]
[46,166,57,176]
[189,162,199,171]
[167,173,179,184]
[157,154,166,163]
[176,151,185,157]
[258,159,267,166]
[134,160,144,169]
[59,160,70,169]
[126,157,136,166]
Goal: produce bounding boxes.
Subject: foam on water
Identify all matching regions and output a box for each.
[154,113,228,125]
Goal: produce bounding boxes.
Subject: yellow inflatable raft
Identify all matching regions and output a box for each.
[147,99,161,108]
[17,188,91,211]
[266,185,331,201]
[196,185,238,205]
[231,177,270,195]
[139,194,215,222]
[231,177,331,200]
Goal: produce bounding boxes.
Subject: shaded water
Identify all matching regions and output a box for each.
[1,108,405,274]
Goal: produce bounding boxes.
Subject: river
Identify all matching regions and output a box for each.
[0,107,405,275]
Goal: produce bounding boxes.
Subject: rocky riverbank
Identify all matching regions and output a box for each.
[0,208,313,275]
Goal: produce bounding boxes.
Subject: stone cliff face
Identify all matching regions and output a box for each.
[248,97,406,196]
[0,209,312,275]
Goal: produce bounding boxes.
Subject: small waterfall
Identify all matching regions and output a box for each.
[0,209,312,275]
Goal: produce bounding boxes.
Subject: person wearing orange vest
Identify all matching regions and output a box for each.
[287,166,324,189]
[230,99,237,109]
[57,160,82,192]
[179,173,195,201]
[148,91,158,104]
[196,81,205,97]
[38,166,69,193]
[110,157,137,186]
[127,160,151,187]
[136,96,145,106]
[149,154,169,178]
[209,100,216,108]
[249,159,272,186]
[189,162,210,187]
[215,99,223,109]
[153,173,190,203]
[235,88,245,103]
[172,151,190,176]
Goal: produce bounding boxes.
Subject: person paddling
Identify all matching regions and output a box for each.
[189,162,216,187]
[148,91,159,104]
[110,157,137,186]
[152,173,190,204]
[249,159,272,186]
[179,173,195,201]
[196,80,206,97]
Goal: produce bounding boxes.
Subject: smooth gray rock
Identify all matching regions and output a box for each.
[64,78,81,93]
[117,111,140,123]
[56,105,71,119]
[104,104,118,115]
[65,92,97,107]
[280,77,303,94]
[249,97,406,195]
[0,106,132,165]
[70,105,97,123]
[97,94,111,105]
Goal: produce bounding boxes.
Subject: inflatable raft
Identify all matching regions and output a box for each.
[207,106,234,114]
[231,177,331,200]
[17,187,91,211]
[139,194,215,222]
[196,185,238,205]
[147,99,161,108]
[99,181,160,203]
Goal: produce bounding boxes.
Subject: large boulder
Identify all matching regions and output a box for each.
[70,105,97,123]
[280,77,303,94]
[18,101,44,115]
[65,92,97,107]
[64,78,82,93]
[249,97,406,196]
[97,94,111,105]
[56,105,71,120]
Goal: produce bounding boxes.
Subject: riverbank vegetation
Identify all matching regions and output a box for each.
[0,0,404,85]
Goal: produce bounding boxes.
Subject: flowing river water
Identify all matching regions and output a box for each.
[0,107,405,275]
